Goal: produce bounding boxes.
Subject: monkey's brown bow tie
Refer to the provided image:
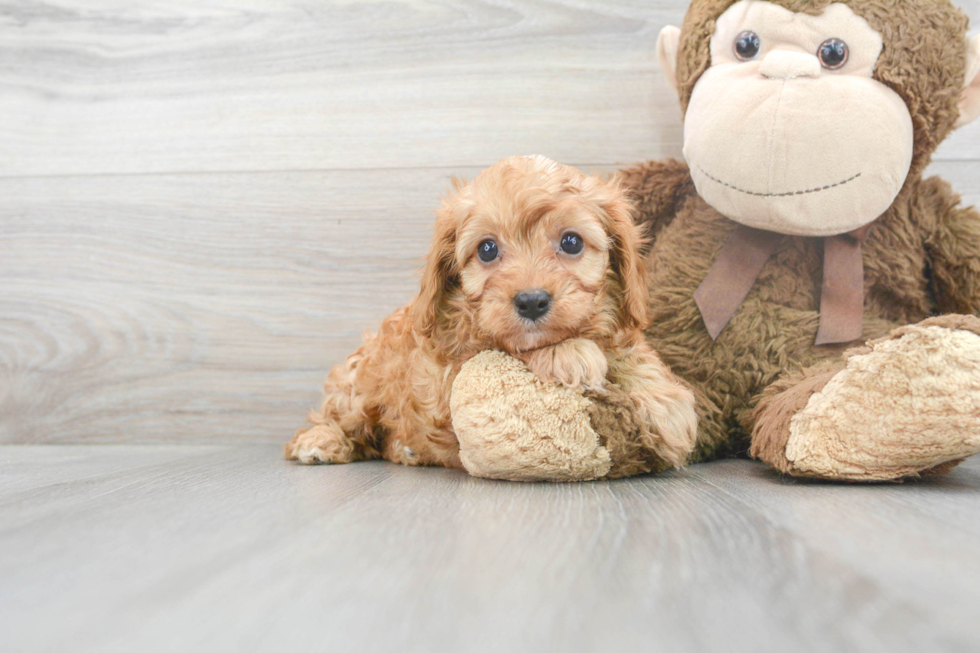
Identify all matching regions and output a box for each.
[694,223,870,346]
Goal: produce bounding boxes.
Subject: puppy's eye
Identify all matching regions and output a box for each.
[560,233,584,255]
[734,31,761,61]
[477,239,499,263]
[818,38,848,70]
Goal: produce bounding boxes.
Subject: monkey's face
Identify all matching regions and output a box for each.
[682,1,914,237]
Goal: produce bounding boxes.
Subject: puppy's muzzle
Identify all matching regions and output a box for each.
[514,289,552,322]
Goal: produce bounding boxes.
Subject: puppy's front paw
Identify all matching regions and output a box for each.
[285,423,356,465]
[523,338,609,389]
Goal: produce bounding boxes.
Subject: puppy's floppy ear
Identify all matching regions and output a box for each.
[598,183,649,330]
[410,199,460,336]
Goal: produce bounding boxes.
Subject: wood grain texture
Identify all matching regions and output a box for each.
[3,162,979,444]
[0,168,467,443]
[1,446,979,653]
[0,0,976,177]
[0,0,687,176]
[1,0,979,444]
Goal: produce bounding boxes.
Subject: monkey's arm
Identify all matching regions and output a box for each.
[917,176,980,314]
[618,159,695,246]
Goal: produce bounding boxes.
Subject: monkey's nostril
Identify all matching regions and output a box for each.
[759,50,821,80]
[514,290,552,322]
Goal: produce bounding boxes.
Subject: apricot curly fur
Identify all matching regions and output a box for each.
[287,156,696,471]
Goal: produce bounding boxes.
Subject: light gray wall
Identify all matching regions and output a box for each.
[2,0,978,444]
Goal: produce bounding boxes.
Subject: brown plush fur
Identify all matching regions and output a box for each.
[286,156,696,469]
[622,0,980,476]
[751,315,980,481]
[625,159,980,466]
[449,347,697,481]
[748,359,845,473]
[585,385,678,479]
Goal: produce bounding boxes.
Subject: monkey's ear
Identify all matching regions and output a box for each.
[955,34,980,129]
[657,25,682,98]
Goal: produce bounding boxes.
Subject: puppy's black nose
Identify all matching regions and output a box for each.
[514,290,552,322]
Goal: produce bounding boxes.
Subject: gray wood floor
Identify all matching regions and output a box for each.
[2,445,980,653]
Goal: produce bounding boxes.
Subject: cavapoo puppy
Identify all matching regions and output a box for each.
[286,155,697,470]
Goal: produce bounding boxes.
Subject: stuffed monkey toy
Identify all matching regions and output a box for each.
[452,0,980,482]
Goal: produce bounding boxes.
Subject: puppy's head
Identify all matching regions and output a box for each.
[412,156,648,353]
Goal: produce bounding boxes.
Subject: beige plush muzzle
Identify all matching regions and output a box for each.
[682,1,915,237]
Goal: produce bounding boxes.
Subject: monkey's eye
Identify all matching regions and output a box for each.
[560,232,585,256]
[734,31,761,61]
[477,239,499,263]
[818,38,849,70]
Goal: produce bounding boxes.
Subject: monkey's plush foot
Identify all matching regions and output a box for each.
[752,316,980,481]
[451,351,613,482]
[285,423,358,465]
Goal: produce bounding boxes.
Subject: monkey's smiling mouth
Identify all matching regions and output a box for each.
[697,165,862,198]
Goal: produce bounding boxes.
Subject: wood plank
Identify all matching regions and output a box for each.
[0,168,460,443]
[0,444,226,494]
[1,446,979,652]
[0,0,685,176]
[2,0,976,178]
[3,161,979,445]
